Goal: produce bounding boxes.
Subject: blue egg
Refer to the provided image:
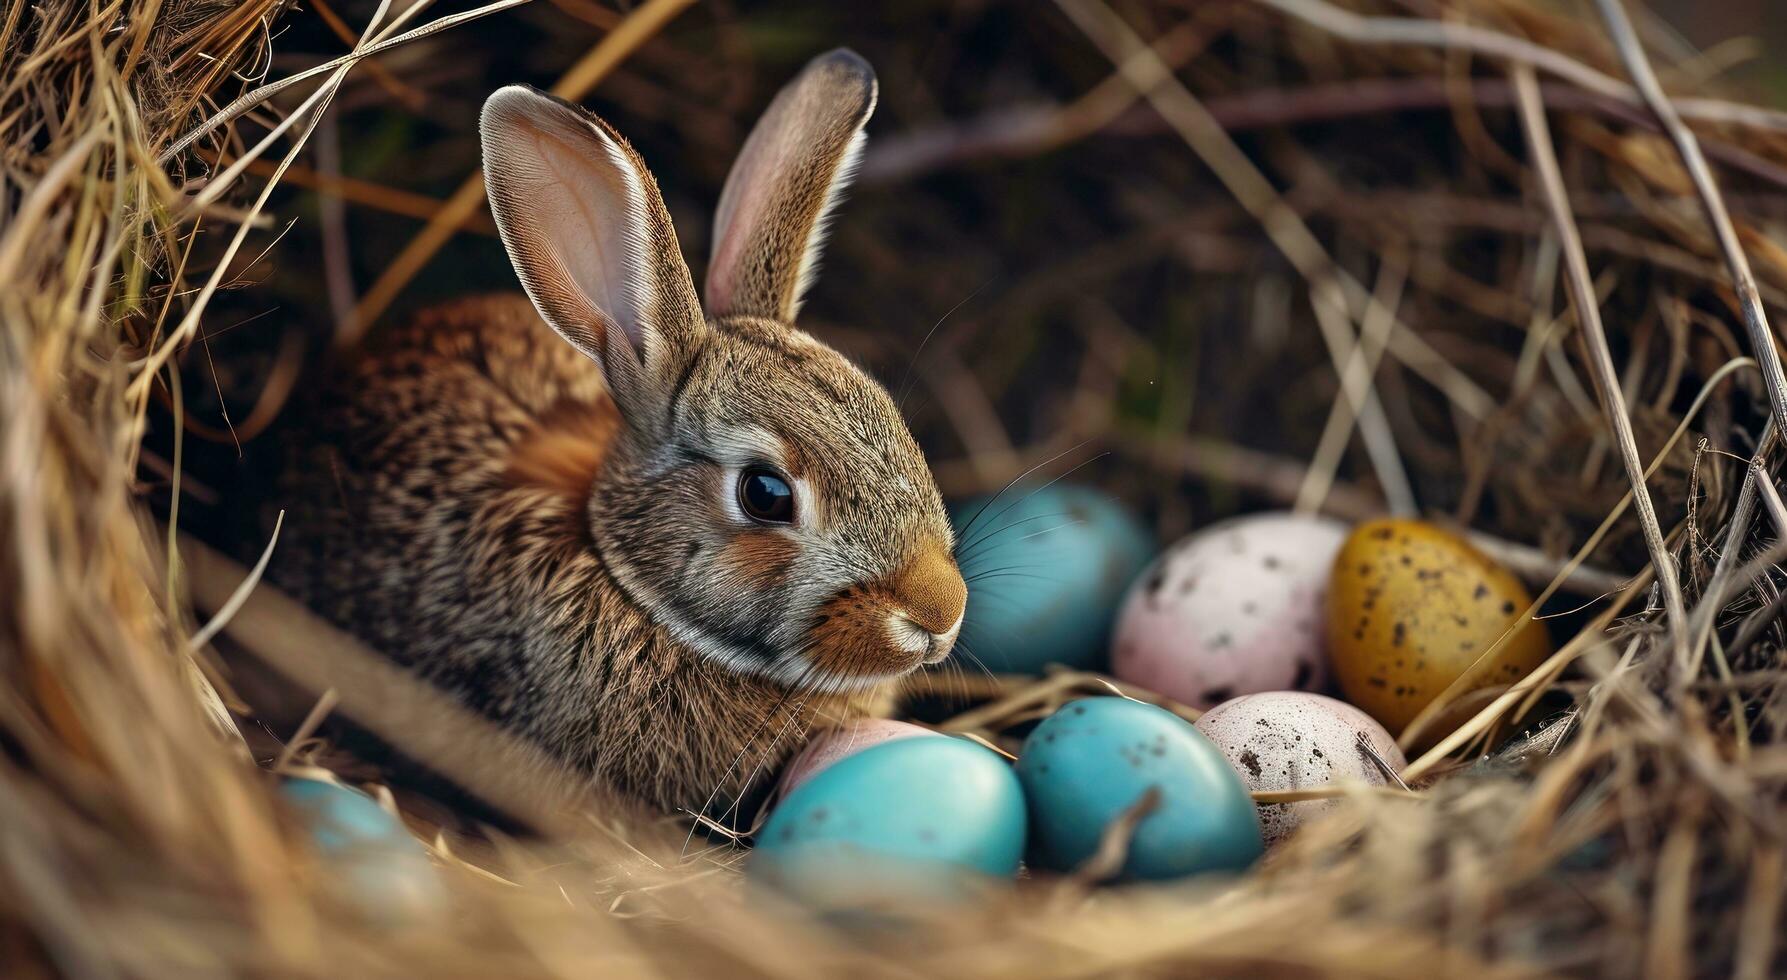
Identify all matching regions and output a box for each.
[950,484,1153,673]
[753,737,1026,908]
[281,777,442,918]
[282,778,420,852]
[1015,697,1263,880]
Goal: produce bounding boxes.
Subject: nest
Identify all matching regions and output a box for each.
[4,0,1785,975]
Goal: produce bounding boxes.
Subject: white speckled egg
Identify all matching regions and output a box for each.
[1193,691,1405,846]
[1113,513,1348,709]
[778,719,938,797]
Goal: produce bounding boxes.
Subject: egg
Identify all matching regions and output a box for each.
[950,484,1153,673]
[1326,519,1552,734]
[281,777,443,920]
[1193,692,1405,845]
[753,736,1026,909]
[1113,512,1348,708]
[778,719,938,796]
[1015,697,1262,880]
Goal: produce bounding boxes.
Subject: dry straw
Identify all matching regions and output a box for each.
[3,0,1786,976]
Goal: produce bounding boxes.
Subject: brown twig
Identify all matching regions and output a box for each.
[195,149,500,233]
[859,16,1220,184]
[341,0,697,348]
[1104,430,1384,519]
[1256,0,1787,133]
[863,75,1787,189]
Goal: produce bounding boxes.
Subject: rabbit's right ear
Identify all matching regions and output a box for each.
[482,86,703,432]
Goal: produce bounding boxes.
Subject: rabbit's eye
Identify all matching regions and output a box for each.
[738,466,796,524]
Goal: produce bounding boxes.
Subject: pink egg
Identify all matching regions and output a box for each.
[777,719,938,797]
[1194,691,1406,845]
[1112,513,1347,709]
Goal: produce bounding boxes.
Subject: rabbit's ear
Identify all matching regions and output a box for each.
[482,86,703,429]
[706,49,876,322]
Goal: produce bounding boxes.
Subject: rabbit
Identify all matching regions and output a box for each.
[268,49,967,817]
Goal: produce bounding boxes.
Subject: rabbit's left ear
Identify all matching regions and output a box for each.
[705,48,876,323]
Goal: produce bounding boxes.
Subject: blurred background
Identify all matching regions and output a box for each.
[170,0,1787,576]
[1650,0,1782,93]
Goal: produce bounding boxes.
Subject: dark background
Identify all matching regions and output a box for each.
[170,0,1787,567]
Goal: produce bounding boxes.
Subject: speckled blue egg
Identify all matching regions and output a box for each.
[950,484,1153,673]
[752,737,1026,908]
[281,777,442,918]
[1015,697,1263,880]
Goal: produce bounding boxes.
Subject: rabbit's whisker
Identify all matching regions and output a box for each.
[953,509,1075,564]
[1003,518,1087,546]
[957,625,1026,674]
[960,561,1057,583]
[963,571,1071,587]
[950,640,999,688]
[951,439,1093,549]
[895,277,993,413]
[716,678,815,832]
[954,449,1109,558]
[680,672,807,857]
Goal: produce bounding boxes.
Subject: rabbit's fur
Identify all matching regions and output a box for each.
[269,51,966,815]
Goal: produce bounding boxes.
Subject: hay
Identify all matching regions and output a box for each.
[3,0,1786,975]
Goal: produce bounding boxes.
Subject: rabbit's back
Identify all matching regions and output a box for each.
[273,295,610,713]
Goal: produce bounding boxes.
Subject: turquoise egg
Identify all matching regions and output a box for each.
[949,484,1153,673]
[282,778,420,851]
[752,737,1026,909]
[1015,697,1263,880]
[281,777,442,919]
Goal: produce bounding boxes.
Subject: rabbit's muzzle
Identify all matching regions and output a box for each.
[802,543,966,681]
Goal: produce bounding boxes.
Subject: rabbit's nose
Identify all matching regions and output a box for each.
[891,545,967,644]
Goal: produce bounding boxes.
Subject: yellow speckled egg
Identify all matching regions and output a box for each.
[1326,519,1551,735]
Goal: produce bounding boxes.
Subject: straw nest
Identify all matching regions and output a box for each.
[4,0,1785,975]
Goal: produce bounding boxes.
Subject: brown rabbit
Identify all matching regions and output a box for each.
[270,50,966,816]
